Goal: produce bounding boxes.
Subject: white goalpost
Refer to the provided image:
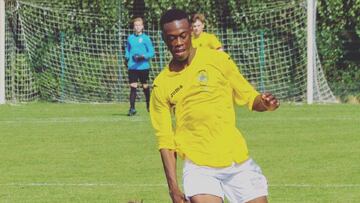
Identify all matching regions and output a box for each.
[0,0,5,104]
[307,0,315,104]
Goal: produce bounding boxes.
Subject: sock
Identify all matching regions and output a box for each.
[143,87,150,110]
[130,87,137,110]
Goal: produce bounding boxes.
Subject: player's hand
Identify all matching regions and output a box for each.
[261,92,280,111]
[169,189,187,203]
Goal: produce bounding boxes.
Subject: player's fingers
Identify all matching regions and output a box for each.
[262,92,274,99]
[271,100,279,107]
[268,95,276,102]
[270,99,280,109]
[262,94,274,102]
[271,98,280,106]
[261,93,269,99]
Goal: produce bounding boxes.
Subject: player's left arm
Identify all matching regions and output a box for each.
[218,52,279,111]
[143,35,155,60]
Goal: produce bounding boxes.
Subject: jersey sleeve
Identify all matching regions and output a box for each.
[125,36,131,61]
[143,35,155,59]
[218,52,260,110]
[149,80,175,150]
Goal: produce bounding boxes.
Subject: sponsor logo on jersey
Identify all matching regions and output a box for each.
[170,85,183,98]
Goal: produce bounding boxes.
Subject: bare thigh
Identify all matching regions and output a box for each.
[190,194,223,203]
[246,196,268,203]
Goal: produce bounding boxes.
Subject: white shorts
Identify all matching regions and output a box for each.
[182,158,268,203]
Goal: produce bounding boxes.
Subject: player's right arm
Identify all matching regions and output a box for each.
[125,36,131,61]
[150,81,186,203]
[160,149,186,203]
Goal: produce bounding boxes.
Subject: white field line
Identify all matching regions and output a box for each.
[1,183,360,188]
[0,117,145,123]
[0,116,357,124]
[270,184,360,188]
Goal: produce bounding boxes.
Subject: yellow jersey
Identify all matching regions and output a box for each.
[150,48,260,167]
[192,32,222,50]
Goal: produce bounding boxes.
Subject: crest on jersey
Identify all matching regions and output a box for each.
[197,69,208,85]
[138,37,143,43]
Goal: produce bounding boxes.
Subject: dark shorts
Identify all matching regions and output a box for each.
[128,69,149,84]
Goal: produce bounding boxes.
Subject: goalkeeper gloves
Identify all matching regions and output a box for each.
[133,54,145,62]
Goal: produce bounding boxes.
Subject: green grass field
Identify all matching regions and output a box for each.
[0,103,359,202]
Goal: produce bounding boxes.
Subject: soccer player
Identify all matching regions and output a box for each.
[191,13,223,51]
[150,9,280,203]
[125,17,155,116]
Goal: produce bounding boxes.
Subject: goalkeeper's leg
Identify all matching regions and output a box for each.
[128,70,138,116]
[130,86,137,110]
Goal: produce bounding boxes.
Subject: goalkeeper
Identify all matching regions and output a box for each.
[150,9,280,203]
[125,17,155,116]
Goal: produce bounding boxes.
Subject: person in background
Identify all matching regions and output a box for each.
[191,13,223,51]
[125,17,155,116]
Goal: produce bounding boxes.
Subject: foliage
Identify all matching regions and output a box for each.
[317,0,360,98]
[5,0,360,102]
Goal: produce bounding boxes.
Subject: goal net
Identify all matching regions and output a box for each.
[4,0,336,103]
[5,1,38,102]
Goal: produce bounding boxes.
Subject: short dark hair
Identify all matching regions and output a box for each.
[160,8,190,30]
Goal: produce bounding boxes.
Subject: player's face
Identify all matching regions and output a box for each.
[162,19,192,62]
[192,19,204,37]
[133,20,144,34]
